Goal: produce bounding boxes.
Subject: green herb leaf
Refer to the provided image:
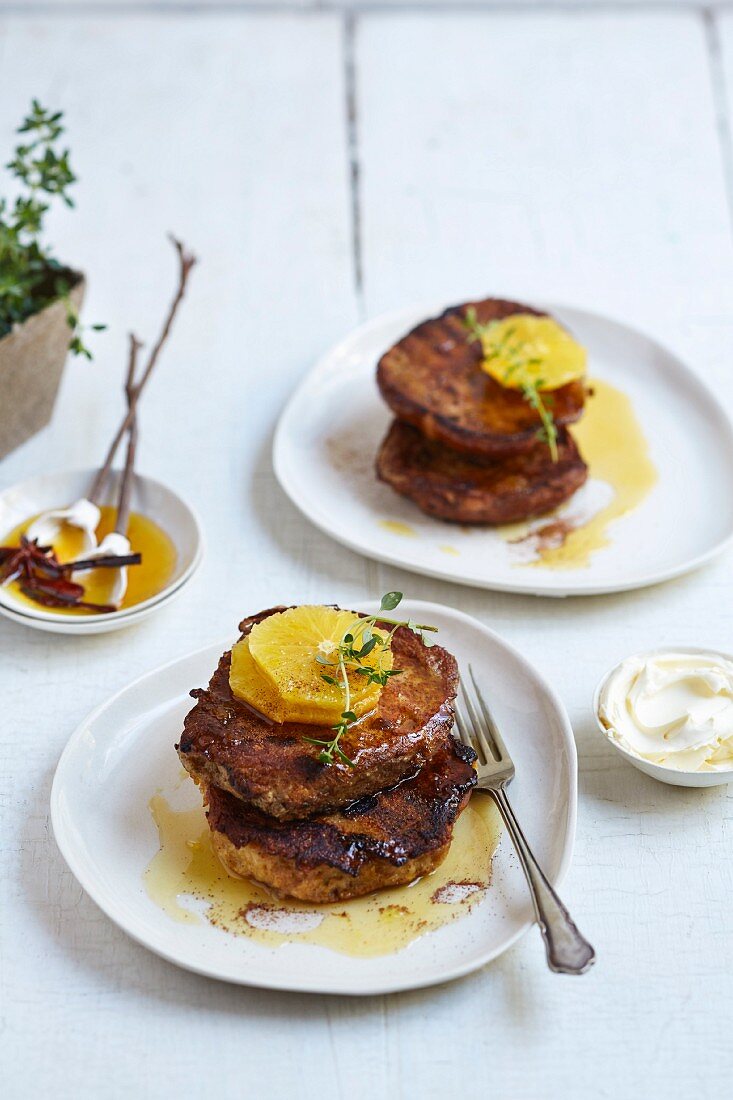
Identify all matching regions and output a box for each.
[0,100,105,355]
[380,591,403,611]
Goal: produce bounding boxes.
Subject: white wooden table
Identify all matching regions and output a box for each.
[2,3,733,1097]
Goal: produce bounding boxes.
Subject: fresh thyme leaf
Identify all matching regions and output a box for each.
[355,636,378,658]
[464,306,480,340]
[521,380,559,462]
[380,591,403,612]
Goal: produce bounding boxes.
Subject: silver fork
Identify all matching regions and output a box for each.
[454,665,596,975]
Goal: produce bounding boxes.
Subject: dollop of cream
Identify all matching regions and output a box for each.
[598,651,733,772]
[25,498,100,557]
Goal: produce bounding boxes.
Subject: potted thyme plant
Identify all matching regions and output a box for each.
[0,100,103,460]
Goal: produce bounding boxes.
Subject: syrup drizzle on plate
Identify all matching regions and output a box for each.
[508,378,657,569]
[378,379,657,571]
[144,792,502,958]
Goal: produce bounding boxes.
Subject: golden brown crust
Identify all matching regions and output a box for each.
[376,420,588,524]
[206,737,477,902]
[177,607,459,820]
[211,836,449,904]
[377,298,586,457]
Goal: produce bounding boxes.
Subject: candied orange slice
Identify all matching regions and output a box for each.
[231,606,392,726]
[478,314,586,391]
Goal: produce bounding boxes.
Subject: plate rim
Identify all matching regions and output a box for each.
[273,300,733,597]
[50,599,577,995]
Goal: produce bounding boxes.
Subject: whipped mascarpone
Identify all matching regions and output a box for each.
[598,651,733,772]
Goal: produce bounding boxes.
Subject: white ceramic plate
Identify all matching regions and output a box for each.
[273,303,733,596]
[0,468,204,633]
[51,600,576,995]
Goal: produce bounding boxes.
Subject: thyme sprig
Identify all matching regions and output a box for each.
[0,100,105,356]
[463,307,559,462]
[302,592,438,767]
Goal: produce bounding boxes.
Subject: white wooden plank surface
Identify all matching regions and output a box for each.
[25,1,725,9]
[353,13,733,1100]
[717,11,733,161]
[0,13,371,1100]
[357,9,733,324]
[1,6,732,1100]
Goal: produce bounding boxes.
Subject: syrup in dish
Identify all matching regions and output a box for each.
[3,505,176,613]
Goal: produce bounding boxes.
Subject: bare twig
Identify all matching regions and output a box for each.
[88,236,197,503]
[124,331,142,399]
[114,333,143,536]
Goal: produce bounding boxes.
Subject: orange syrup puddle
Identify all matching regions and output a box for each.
[144,793,502,958]
[501,378,657,568]
[3,505,177,614]
[379,519,418,538]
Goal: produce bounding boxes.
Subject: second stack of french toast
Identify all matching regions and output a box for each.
[376,297,590,524]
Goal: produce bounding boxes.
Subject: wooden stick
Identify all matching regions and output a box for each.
[88,236,197,503]
[114,334,143,536]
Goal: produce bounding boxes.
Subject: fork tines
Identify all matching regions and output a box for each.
[454,665,513,777]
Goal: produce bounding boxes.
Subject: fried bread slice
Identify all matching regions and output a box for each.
[377,298,586,456]
[376,419,588,524]
[206,736,476,903]
[177,608,459,821]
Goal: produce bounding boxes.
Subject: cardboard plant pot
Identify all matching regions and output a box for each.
[0,272,85,461]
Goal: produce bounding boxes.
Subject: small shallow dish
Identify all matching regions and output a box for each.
[51,599,577,995]
[593,646,733,788]
[0,467,204,634]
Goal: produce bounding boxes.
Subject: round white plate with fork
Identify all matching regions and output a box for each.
[51,599,576,994]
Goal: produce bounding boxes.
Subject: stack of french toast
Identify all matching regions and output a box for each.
[176,604,476,903]
[376,297,589,524]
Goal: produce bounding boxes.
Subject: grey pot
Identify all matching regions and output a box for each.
[0,272,85,461]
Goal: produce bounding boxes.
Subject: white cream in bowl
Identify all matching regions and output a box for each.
[595,649,733,786]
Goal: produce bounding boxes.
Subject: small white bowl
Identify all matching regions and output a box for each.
[593,646,733,788]
[0,467,204,634]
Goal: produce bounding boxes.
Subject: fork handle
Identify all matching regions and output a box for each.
[487,786,596,975]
